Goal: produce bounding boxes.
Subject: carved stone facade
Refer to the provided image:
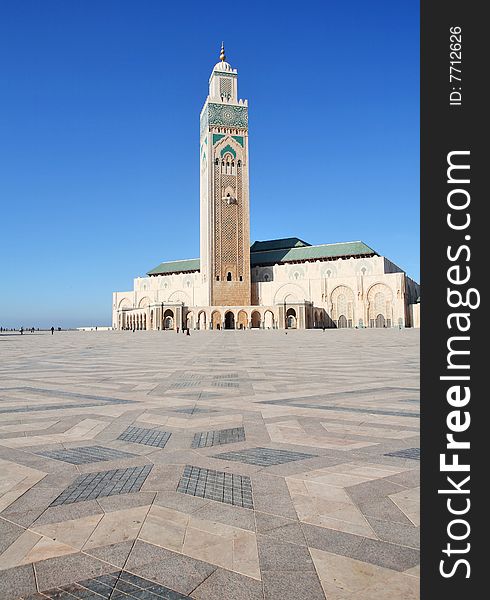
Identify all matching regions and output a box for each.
[112,48,420,330]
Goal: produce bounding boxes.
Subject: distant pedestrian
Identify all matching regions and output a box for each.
[20,327,24,335]
[51,326,54,335]
[176,327,179,333]
[322,325,325,332]
[186,328,190,336]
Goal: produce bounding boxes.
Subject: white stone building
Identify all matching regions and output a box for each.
[113,45,420,331]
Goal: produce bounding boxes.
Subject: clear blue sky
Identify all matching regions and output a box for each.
[0,0,419,328]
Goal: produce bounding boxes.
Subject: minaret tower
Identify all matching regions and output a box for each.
[199,43,251,307]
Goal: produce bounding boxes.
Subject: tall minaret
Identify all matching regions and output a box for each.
[199,43,251,307]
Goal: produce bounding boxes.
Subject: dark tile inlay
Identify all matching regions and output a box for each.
[385,447,420,460]
[50,465,152,506]
[214,446,317,466]
[177,465,253,509]
[191,427,245,448]
[35,445,138,465]
[212,381,240,388]
[38,570,191,599]
[172,407,217,414]
[118,426,172,448]
[0,387,134,415]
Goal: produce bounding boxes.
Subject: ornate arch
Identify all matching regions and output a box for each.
[138,297,150,308]
[168,290,191,305]
[118,298,131,309]
[273,283,307,305]
[367,283,393,325]
[330,285,355,324]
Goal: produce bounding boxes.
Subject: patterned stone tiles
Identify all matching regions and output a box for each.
[191,427,245,448]
[385,447,421,460]
[30,571,190,599]
[214,446,317,466]
[34,445,138,465]
[177,465,254,509]
[0,329,420,599]
[50,465,153,506]
[118,426,172,448]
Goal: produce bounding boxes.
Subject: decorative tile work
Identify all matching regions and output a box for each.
[118,426,172,448]
[50,465,152,506]
[214,446,317,466]
[207,103,248,128]
[385,447,421,460]
[177,465,253,509]
[35,445,137,465]
[191,427,245,448]
[37,571,191,599]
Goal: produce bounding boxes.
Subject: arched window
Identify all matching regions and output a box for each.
[227,272,232,281]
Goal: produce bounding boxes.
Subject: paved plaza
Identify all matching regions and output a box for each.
[0,329,420,599]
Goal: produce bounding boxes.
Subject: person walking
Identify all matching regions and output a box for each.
[51,326,54,335]
[20,327,24,335]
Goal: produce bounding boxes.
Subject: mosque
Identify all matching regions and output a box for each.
[112,45,420,331]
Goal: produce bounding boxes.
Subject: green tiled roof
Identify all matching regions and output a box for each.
[147,241,377,275]
[250,237,311,252]
[250,241,377,266]
[147,258,200,276]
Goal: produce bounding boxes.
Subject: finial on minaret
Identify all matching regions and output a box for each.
[220,42,226,62]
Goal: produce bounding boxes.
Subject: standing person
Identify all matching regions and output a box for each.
[50,326,54,335]
[20,327,24,335]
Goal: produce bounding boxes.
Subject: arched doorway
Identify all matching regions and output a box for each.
[198,311,206,330]
[376,314,386,328]
[264,310,274,329]
[224,311,235,329]
[286,308,297,329]
[237,310,248,330]
[211,310,221,330]
[163,309,174,330]
[251,311,261,328]
[338,315,348,328]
